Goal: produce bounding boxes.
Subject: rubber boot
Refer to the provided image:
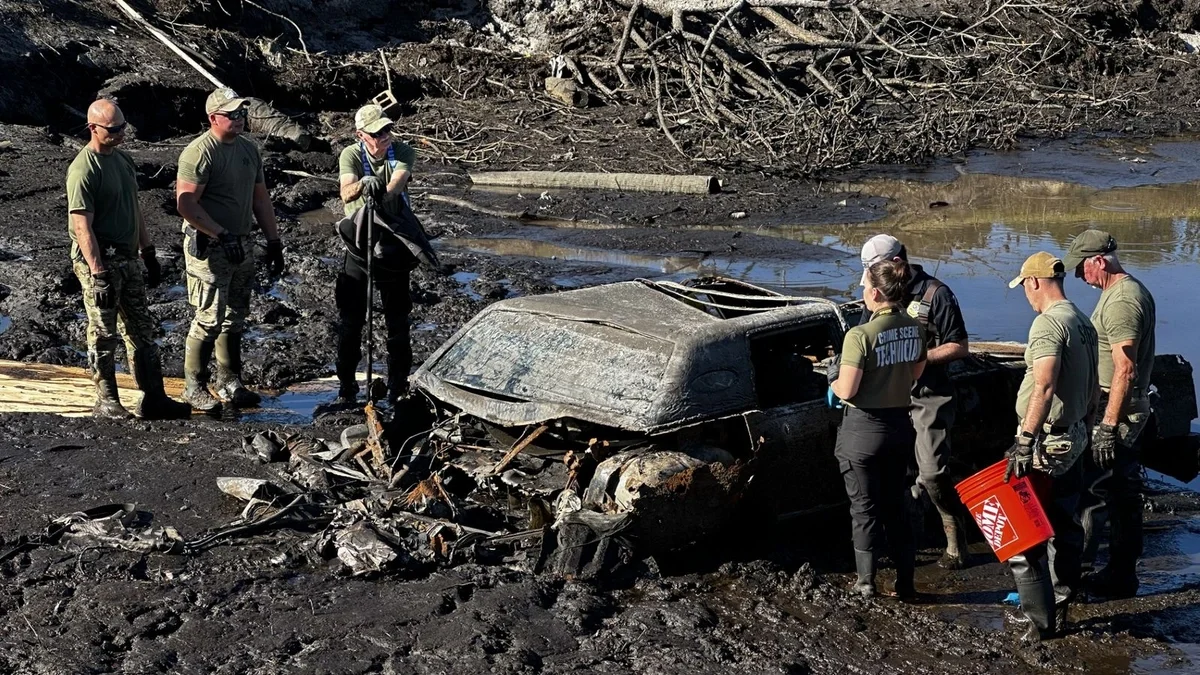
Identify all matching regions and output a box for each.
[213,332,261,408]
[130,349,191,420]
[927,477,970,570]
[852,549,876,598]
[89,349,132,419]
[93,375,133,419]
[386,370,408,405]
[1083,565,1139,600]
[182,337,222,414]
[1009,552,1057,643]
[333,380,359,408]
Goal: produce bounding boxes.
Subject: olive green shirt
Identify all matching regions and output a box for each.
[1093,275,1156,395]
[338,142,416,221]
[177,132,264,235]
[840,307,927,409]
[1016,300,1099,427]
[66,147,140,259]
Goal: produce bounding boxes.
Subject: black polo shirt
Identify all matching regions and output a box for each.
[858,263,968,394]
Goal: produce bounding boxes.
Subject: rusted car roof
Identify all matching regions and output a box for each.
[411,280,842,432]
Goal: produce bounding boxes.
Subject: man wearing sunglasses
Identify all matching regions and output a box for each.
[66,99,191,420]
[332,104,441,406]
[176,88,286,413]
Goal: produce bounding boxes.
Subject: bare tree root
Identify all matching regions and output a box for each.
[573,0,1144,172]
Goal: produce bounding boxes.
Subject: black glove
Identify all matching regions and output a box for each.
[1092,422,1119,470]
[437,263,456,277]
[265,239,285,277]
[218,231,245,264]
[360,176,386,200]
[92,270,115,310]
[1003,434,1036,483]
[141,246,161,288]
[826,354,841,385]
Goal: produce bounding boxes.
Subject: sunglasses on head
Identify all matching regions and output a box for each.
[368,125,393,139]
[216,107,248,120]
[91,122,127,134]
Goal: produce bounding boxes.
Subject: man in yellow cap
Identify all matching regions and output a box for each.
[176,88,286,413]
[1003,251,1098,643]
[332,104,442,406]
[1065,229,1157,598]
[66,99,191,420]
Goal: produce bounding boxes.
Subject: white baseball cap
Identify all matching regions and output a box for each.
[859,234,904,286]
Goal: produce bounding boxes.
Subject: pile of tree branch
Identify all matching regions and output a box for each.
[557,0,1142,172]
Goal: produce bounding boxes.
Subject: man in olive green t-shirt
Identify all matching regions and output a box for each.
[176,88,286,412]
[1066,230,1157,599]
[1003,252,1098,644]
[66,99,190,421]
[331,104,426,406]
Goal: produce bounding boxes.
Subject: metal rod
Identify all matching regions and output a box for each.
[364,196,375,402]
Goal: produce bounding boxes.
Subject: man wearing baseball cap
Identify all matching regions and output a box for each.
[1065,230,1156,599]
[1004,251,1098,642]
[175,87,286,413]
[332,104,441,407]
[856,234,972,569]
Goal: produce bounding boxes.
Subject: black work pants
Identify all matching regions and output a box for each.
[835,406,915,569]
[1080,442,1143,576]
[1007,458,1084,631]
[335,261,413,387]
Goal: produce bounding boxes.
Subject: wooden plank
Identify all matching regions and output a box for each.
[470,171,720,195]
[0,360,184,416]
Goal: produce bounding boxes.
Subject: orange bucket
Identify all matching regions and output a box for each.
[955,460,1055,562]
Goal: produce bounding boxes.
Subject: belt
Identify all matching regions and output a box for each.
[1043,422,1074,435]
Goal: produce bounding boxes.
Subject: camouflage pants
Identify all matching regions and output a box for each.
[72,257,159,378]
[1019,419,1089,478]
[183,228,256,343]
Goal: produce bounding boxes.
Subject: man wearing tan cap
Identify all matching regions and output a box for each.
[1065,229,1156,599]
[1003,251,1098,643]
[176,87,286,413]
[857,234,973,570]
[332,104,442,406]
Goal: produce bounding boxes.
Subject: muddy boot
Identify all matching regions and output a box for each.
[130,350,191,420]
[93,377,132,419]
[937,513,970,570]
[333,380,359,408]
[1082,566,1139,600]
[386,371,408,405]
[89,349,132,419]
[213,332,261,408]
[927,478,970,570]
[182,337,222,414]
[851,549,876,598]
[1009,552,1057,644]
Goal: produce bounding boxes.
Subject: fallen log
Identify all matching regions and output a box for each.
[470,171,720,194]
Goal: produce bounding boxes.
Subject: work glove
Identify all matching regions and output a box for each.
[218,231,245,264]
[437,263,456,277]
[264,239,285,277]
[826,354,841,385]
[92,270,115,310]
[1003,434,1036,483]
[360,176,386,200]
[141,246,161,288]
[1092,422,1119,470]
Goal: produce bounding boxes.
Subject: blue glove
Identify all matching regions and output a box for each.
[826,385,843,409]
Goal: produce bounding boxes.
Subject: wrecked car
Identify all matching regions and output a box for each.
[411,277,1198,556]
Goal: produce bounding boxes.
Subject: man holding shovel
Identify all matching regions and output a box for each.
[333,104,442,406]
[1004,252,1099,643]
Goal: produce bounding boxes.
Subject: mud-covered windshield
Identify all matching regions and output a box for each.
[428,310,674,419]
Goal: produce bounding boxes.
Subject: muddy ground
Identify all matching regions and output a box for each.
[5,0,1200,673]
